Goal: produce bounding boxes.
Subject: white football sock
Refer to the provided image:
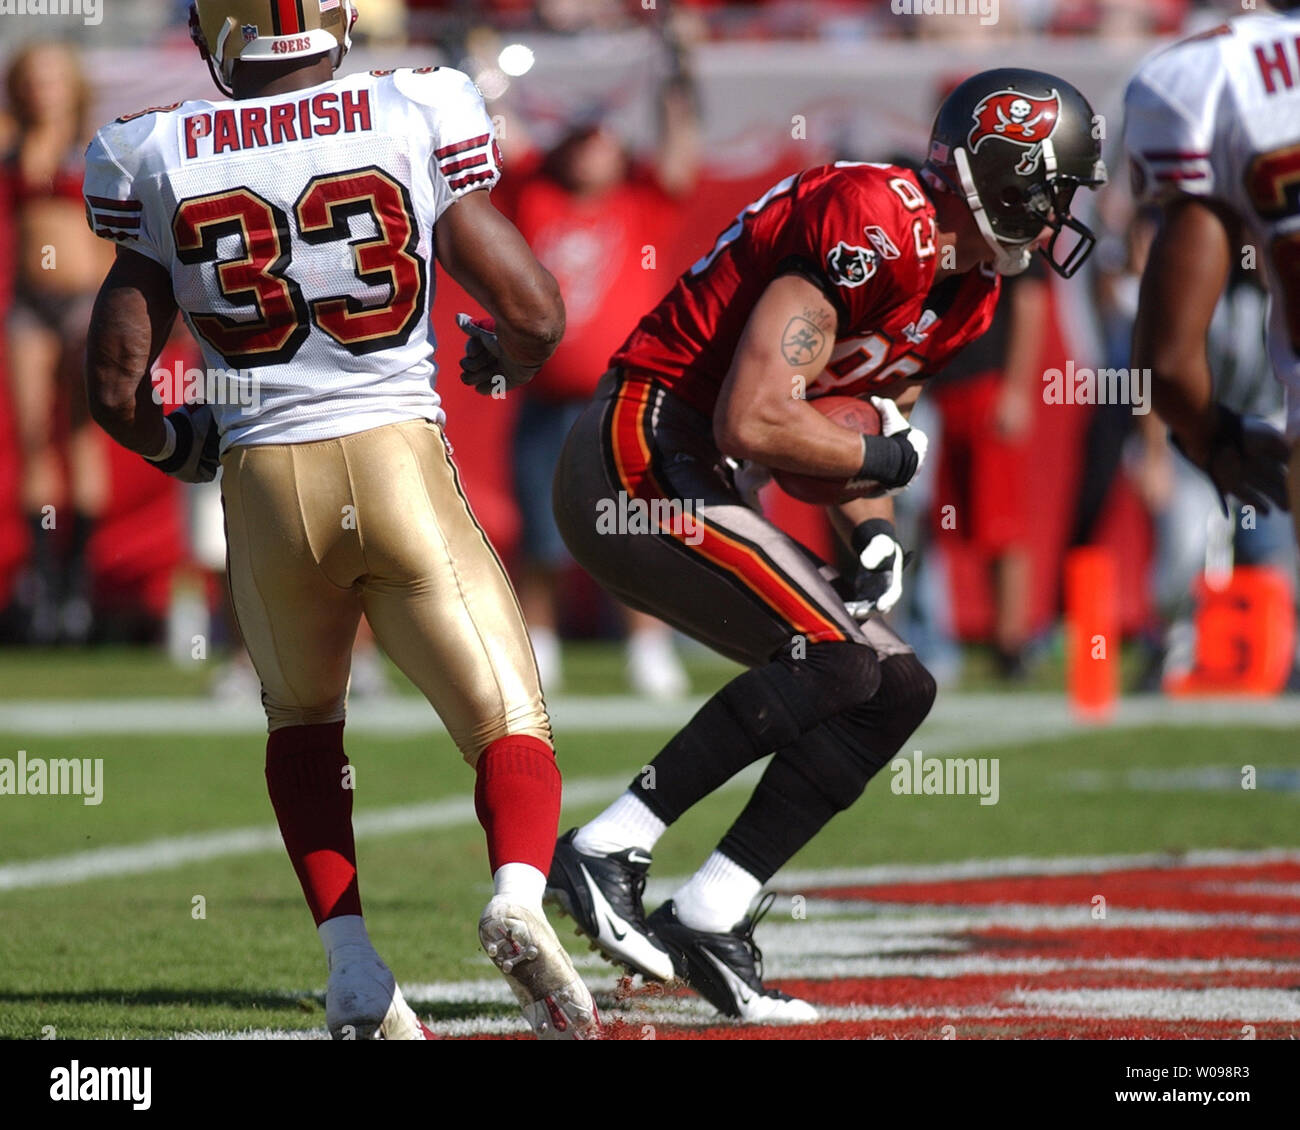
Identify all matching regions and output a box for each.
[530,627,562,692]
[318,914,375,963]
[672,852,762,933]
[626,627,688,699]
[492,861,547,908]
[573,791,667,855]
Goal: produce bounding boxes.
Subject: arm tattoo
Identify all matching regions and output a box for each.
[781,314,827,367]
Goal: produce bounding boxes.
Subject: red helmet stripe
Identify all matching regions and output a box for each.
[272,0,303,34]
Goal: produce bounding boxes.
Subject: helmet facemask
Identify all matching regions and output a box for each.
[944,139,1107,278]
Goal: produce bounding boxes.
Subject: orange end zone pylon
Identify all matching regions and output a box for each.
[1065,546,1118,721]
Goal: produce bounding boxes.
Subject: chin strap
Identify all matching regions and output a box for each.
[205,53,234,98]
[952,147,1033,277]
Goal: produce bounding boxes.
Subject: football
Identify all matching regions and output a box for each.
[771,395,884,504]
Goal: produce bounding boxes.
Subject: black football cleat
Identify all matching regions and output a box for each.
[545,829,675,982]
[646,894,818,1022]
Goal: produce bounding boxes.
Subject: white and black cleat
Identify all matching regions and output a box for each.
[545,829,676,982]
[646,895,818,1023]
[479,897,602,1040]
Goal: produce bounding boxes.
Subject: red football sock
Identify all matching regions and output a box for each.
[474,734,561,875]
[265,721,362,925]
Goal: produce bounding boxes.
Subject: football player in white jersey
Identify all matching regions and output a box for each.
[1124,2,1300,530]
[83,0,599,1040]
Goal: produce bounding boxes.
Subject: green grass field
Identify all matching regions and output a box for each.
[0,644,1297,1038]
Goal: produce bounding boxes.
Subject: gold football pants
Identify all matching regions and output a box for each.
[220,418,550,763]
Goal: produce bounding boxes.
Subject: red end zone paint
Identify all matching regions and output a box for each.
[810,860,1300,915]
[582,857,1300,1040]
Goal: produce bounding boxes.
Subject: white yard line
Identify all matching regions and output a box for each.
[0,772,632,892]
[174,988,1300,1040]
[1011,988,1300,1021]
[0,695,708,736]
[3,691,1299,737]
[0,694,1078,894]
[2,683,1298,896]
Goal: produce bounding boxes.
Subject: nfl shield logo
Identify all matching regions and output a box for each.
[241,23,259,42]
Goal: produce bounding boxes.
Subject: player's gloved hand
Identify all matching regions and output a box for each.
[1173,405,1289,516]
[457,313,543,395]
[843,517,905,619]
[144,403,220,483]
[856,396,929,494]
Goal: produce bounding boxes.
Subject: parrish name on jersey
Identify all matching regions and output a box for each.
[181,87,373,158]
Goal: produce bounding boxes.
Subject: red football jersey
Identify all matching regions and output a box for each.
[613,162,1001,415]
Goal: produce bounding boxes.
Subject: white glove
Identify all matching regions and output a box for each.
[726,457,771,511]
[843,517,905,619]
[869,395,928,495]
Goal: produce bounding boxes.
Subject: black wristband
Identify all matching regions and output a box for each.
[851,517,897,556]
[857,433,917,490]
[147,411,193,474]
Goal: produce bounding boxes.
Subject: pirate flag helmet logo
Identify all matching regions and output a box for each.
[921,68,1107,279]
[967,88,1061,176]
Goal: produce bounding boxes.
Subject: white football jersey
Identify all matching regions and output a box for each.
[1124,13,1300,434]
[84,67,502,451]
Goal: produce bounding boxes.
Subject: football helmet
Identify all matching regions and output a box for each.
[923,68,1107,278]
[189,0,358,97]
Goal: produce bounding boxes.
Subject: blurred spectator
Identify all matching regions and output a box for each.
[928,257,1050,680]
[1067,205,1152,554]
[1050,0,1189,37]
[3,43,113,645]
[496,74,700,696]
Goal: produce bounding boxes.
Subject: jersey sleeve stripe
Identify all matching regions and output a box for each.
[85,194,143,211]
[90,214,142,229]
[1154,169,1210,182]
[434,132,491,160]
[448,169,497,192]
[440,152,490,175]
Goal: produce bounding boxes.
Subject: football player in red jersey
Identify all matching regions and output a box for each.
[545,69,1107,1020]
